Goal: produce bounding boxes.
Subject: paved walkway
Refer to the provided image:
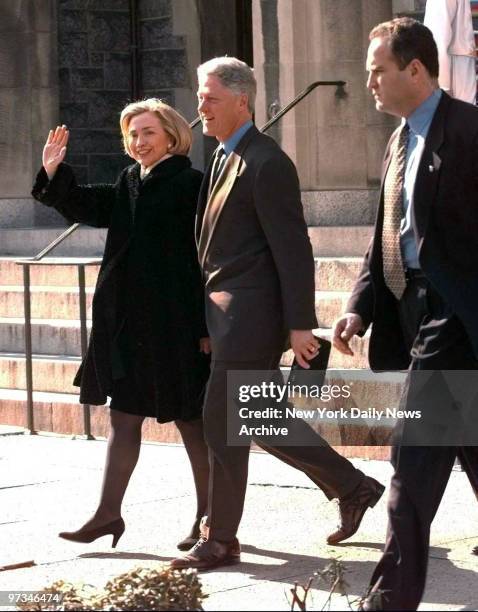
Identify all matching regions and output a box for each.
[1,429,477,610]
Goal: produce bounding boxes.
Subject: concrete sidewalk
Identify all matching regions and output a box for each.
[1,430,477,610]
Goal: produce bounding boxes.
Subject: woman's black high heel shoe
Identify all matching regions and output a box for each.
[59,518,125,548]
[176,517,201,551]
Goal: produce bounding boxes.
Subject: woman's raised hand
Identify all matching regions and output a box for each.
[43,125,69,179]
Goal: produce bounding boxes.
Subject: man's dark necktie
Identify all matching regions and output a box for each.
[382,123,409,300]
[211,147,226,187]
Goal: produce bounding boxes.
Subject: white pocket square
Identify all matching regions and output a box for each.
[429,152,441,172]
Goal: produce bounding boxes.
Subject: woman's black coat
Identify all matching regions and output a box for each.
[32,156,209,422]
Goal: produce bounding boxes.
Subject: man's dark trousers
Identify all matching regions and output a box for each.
[368,273,478,610]
[202,354,365,541]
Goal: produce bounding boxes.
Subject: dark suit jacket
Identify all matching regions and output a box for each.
[347,91,478,371]
[196,125,318,361]
[32,157,209,421]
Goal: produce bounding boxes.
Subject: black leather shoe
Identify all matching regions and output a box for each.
[327,476,385,545]
[170,537,241,570]
[176,517,201,551]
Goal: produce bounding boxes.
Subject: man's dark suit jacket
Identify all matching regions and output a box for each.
[196,125,318,361]
[347,91,478,371]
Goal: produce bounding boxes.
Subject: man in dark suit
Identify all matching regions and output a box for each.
[332,18,478,610]
[171,56,384,570]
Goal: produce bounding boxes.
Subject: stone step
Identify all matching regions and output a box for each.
[0,227,107,257]
[0,287,349,325]
[0,257,100,287]
[0,367,405,449]
[315,291,350,328]
[0,226,372,258]
[1,256,362,292]
[292,369,405,450]
[309,226,373,257]
[0,323,372,398]
[0,291,349,356]
[0,319,91,355]
[0,286,94,319]
[0,291,362,354]
[314,257,362,292]
[0,354,81,394]
[302,190,378,227]
[1,327,371,397]
[0,388,182,443]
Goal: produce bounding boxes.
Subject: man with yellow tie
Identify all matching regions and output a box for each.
[333,17,478,610]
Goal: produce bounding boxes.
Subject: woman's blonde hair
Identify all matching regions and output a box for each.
[120,98,192,156]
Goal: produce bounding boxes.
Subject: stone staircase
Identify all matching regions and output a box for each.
[0,259,96,404]
[0,224,400,458]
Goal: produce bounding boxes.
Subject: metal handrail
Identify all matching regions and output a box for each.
[15,258,100,437]
[260,80,346,132]
[16,79,346,436]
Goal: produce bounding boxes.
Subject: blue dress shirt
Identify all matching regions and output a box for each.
[400,89,442,269]
[221,120,254,156]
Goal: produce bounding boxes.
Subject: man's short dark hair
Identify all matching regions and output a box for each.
[370,17,439,78]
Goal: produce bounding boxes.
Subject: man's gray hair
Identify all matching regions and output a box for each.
[197,56,256,113]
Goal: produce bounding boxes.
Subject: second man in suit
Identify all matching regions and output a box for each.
[333,18,478,610]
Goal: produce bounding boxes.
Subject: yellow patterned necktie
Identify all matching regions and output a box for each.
[382,123,409,300]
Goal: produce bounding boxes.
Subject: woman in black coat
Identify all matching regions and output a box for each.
[32,100,210,550]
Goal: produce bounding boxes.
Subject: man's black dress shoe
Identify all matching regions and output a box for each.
[170,537,241,570]
[327,476,385,545]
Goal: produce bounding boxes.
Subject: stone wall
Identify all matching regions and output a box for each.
[1,0,405,230]
[253,0,395,199]
[139,0,186,102]
[0,0,62,228]
[58,0,133,184]
[58,0,201,185]
[393,0,425,16]
[0,0,230,229]
[141,0,203,170]
[195,0,254,163]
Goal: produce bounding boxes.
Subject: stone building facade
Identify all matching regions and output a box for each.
[0,0,427,230]
[57,0,201,185]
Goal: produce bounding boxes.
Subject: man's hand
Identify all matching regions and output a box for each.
[332,313,364,356]
[43,125,69,180]
[199,337,211,354]
[290,330,319,369]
